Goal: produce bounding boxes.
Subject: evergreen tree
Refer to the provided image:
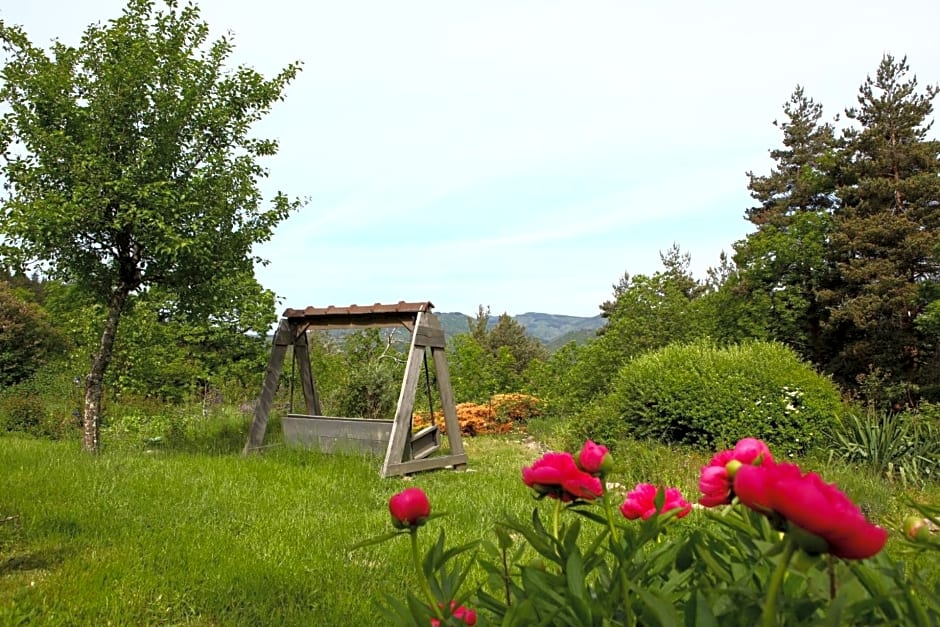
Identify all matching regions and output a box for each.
[823,55,940,398]
[463,305,547,377]
[487,313,547,374]
[732,86,838,362]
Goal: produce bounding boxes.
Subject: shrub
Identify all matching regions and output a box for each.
[0,395,45,434]
[0,361,81,439]
[0,282,64,388]
[334,361,401,420]
[570,339,844,453]
[490,393,541,423]
[413,394,542,436]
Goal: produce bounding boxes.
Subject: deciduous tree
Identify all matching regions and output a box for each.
[0,0,302,450]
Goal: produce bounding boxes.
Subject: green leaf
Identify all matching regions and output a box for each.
[687,590,719,627]
[565,551,587,598]
[349,530,404,550]
[635,585,680,627]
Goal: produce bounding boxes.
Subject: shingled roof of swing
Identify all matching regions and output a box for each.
[282,300,434,319]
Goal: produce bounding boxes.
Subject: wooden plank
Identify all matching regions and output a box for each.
[284,314,421,330]
[242,318,291,453]
[410,425,441,460]
[293,332,322,415]
[430,344,465,457]
[384,454,469,477]
[382,311,426,476]
[283,301,432,318]
[413,324,446,349]
[283,415,394,455]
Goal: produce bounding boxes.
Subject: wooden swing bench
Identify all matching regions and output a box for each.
[242,301,467,477]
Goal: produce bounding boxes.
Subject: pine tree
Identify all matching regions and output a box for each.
[732,87,838,361]
[823,55,940,398]
[746,86,840,227]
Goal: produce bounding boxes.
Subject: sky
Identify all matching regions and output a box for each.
[3,1,940,317]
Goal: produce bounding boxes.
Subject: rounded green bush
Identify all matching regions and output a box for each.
[571,339,844,454]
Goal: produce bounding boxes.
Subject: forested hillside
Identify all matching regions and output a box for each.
[436,310,605,345]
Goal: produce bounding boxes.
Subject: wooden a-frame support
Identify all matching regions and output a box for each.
[242,301,467,477]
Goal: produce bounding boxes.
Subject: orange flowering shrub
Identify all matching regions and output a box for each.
[412,394,541,437]
[490,393,541,423]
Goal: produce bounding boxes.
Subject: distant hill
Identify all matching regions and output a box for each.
[435,311,605,347]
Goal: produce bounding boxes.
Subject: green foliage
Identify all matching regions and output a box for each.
[0,280,64,387]
[823,55,940,397]
[565,246,712,410]
[101,400,251,454]
[827,407,940,486]
[0,361,81,439]
[729,86,839,366]
[448,333,509,403]
[572,339,844,453]
[28,281,269,404]
[453,306,548,398]
[335,360,402,420]
[725,59,940,405]
[326,329,406,419]
[0,396,47,435]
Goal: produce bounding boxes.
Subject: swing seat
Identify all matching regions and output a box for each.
[283,414,441,458]
[245,301,467,477]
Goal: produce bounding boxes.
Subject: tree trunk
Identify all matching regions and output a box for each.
[82,285,131,452]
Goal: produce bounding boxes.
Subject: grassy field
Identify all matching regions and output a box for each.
[1,429,937,625]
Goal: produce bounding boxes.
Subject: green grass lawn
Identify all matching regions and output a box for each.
[0,435,542,625]
[1,432,937,625]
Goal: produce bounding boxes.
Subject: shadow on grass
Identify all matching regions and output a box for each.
[0,546,70,576]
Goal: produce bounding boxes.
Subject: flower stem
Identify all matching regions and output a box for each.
[410,529,443,621]
[601,480,634,627]
[762,537,797,627]
[553,498,561,540]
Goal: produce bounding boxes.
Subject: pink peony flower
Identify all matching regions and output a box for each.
[734,462,887,559]
[389,487,431,529]
[620,483,692,520]
[522,452,603,502]
[430,601,477,626]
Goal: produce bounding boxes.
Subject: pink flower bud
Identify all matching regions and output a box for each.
[576,439,613,475]
[904,515,931,542]
[389,487,430,529]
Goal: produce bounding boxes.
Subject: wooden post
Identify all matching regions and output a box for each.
[293,329,322,416]
[431,346,465,462]
[381,312,426,476]
[381,310,467,477]
[243,318,292,453]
